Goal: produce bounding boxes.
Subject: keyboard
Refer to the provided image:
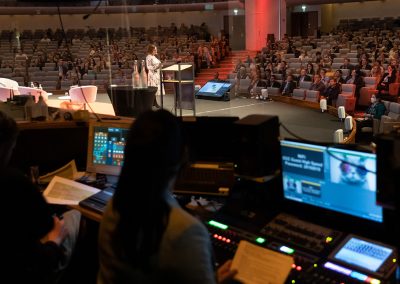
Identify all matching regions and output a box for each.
[79,186,115,214]
[260,213,342,254]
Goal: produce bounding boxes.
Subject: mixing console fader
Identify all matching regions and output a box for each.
[261,213,343,254]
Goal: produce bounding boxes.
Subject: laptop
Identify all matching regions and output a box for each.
[78,120,131,214]
[174,116,238,196]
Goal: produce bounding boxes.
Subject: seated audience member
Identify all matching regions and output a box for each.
[358,58,372,71]
[0,111,81,284]
[319,68,330,86]
[306,62,315,76]
[98,110,237,284]
[340,58,355,71]
[268,75,281,88]
[297,68,312,85]
[249,73,267,98]
[356,94,386,140]
[309,74,326,93]
[377,65,397,97]
[333,69,346,84]
[280,75,296,96]
[345,69,365,99]
[322,78,341,106]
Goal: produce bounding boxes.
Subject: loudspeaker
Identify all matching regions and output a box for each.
[234,115,280,177]
[345,116,353,132]
[334,129,344,143]
[320,98,327,112]
[338,106,346,120]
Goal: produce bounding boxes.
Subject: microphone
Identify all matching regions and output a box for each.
[83,0,104,20]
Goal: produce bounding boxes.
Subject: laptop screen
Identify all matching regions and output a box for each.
[86,121,132,176]
[280,140,383,223]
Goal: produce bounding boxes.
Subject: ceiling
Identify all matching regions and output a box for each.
[0,1,244,15]
[286,0,379,6]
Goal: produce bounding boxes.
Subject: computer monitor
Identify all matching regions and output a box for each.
[86,121,132,176]
[280,140,383,223]
[196,81,232,99]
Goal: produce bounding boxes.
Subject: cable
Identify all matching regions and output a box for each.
[279,122,314,143]
[83,0,104,20]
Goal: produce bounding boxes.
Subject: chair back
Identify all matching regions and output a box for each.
[18,86,48,103]
[0,78,19,90]
[292,89,305,100]
[69,85,97,103]
[0,86,13,102]
[299,81,312,90]
[364,76,377,88]
[305,90,320,102]
[341,84,356,97]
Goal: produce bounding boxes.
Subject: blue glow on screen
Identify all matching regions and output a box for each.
[280,140,383,223]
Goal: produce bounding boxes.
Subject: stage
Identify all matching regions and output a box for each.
[48,93,345,143]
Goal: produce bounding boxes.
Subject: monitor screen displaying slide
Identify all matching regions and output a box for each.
[196,81,231,98]
[86,121,132,176]
[280,140,382,223]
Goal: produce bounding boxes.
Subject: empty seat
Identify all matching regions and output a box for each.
[292,89,305,100]
[267,87,281,96]
[0,86,14,102]
[299,81,312,90]
[305,90,320,102]
[359,77,378,106]
[18,86,48,102]
[341,84,356,97]
[237,78,251,96]
[69,85,98,105]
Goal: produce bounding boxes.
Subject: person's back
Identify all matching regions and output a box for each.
[0,111,81,284]
[98,110,236,284]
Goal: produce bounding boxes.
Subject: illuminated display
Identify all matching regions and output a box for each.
[92,126,129,167]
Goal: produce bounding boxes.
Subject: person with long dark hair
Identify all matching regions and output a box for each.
[98,109,237,284]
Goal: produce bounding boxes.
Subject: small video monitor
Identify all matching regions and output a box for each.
[280,140,382,223]
[86,121,132,176]
[196,81,232,98]
[328,234,396,278]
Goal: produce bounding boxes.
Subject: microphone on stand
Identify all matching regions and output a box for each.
[83,0,104,20]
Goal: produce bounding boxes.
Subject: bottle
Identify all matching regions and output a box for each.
[132,60,140,88]
[24,95,35,121]
[37,95,48,120]
[140,59,148,88]
[30,81,35,88]
[38,83,43,90]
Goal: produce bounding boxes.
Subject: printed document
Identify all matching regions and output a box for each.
[231,240,293,284]
[43,176,100,205]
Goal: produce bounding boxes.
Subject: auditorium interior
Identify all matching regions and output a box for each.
[2,0,400,283]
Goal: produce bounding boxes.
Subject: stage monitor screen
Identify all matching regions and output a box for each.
[196,81,231,98]
[86,121,132,176]
[280,140,382,223]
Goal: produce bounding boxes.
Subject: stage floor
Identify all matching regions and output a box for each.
[49,93,345,143]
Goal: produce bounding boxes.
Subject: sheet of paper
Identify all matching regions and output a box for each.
[39,160,79,184]
[231,240,294,284]
[43,176,100,205]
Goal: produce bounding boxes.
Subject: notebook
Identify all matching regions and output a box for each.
[78,120,131,214]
